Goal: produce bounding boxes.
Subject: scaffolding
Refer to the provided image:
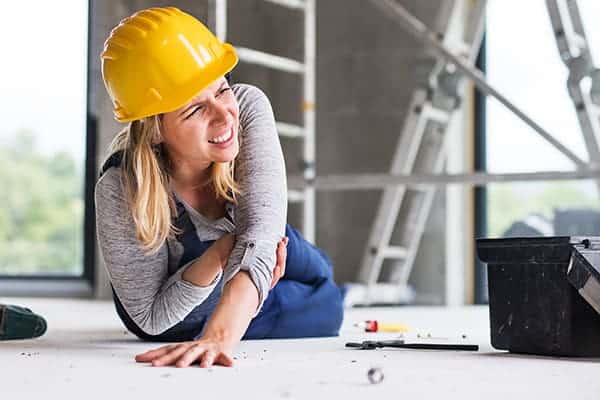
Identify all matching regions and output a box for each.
[208,0,317,243]
[547,0,600,184]
[211,0,600,306]
[353,0,487,305]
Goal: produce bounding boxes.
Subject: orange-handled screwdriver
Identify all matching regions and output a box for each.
[354,320,411,333]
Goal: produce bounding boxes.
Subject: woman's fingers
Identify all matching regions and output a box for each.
[135,344,176,362]
[152,345,190,367]
[271,265,281,289]
[199,350,217,368]
[215,352,234,367]
[270,238,288,289]
[176,344,205,368]
[281,236,290,276]
[140,340,235,369]
[279,238,288,276]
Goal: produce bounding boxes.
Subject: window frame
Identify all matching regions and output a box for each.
[474,35,487,305]
[0,0,96,297]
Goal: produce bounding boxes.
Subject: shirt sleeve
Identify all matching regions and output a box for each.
[95,168,222,336]
[223,84,288,316]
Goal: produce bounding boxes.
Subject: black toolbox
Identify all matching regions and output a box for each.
[476,236,600,357]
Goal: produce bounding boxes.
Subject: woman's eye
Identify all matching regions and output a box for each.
[187,106,204,119]
[217,87,231,96]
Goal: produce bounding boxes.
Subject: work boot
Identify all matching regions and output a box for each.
[0,304,47,340]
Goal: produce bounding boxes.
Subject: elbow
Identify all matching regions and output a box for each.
[124,309,169,337]
[116,300,173,337]
[243,261,272,315]
[135,318,168,337]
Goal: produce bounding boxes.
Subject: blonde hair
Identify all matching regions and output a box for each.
[106,115,240,254]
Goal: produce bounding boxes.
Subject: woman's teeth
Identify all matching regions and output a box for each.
[208,129,232,144]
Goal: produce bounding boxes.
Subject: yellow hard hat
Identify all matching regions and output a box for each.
[101,7,238,122]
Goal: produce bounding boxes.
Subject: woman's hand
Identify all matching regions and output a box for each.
[210,233,235,266]
[135,337,235,368]
[181,233,235,286]
[271,236,288,289]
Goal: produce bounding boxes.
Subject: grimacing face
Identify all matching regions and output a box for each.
[159,77,240,165]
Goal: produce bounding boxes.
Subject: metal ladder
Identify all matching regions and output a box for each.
[347,0,487,306]
[547,0,600,182]
[208,0,317,243]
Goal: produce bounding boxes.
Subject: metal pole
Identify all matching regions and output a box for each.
[369,0,586,168]
[288,169,600,190]
[303,0,316,243]
[207,0,227,42]
[215,0,227,41]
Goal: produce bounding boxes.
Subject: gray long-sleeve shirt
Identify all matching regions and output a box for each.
[95,84,288,336]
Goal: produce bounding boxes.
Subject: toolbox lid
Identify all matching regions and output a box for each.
[476,236,600,316]
[567,239,600,315]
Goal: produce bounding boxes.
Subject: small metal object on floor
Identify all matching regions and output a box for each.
[367,367,384,384]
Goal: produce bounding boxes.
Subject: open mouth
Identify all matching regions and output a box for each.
[207,128,234,146]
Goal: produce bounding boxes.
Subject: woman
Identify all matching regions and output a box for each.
[95,7,344,368]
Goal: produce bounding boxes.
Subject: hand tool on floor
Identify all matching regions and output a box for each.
[354,320,411,333]
[0,304,47,341]
[345,339,478,351]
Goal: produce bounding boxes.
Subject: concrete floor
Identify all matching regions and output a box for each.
[1,298,599,399]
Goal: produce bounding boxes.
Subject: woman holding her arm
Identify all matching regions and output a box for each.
[95,7,344,369]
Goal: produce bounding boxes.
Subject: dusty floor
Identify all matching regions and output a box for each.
[0,297,598,399]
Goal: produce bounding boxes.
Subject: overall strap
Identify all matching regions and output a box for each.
[173,200,214,267]
[99,150,124,178]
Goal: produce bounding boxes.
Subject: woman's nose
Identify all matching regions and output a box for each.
[209,101,230,125]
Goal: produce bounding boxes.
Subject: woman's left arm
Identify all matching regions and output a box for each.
[222,84,288,313]
[135,275,252,367]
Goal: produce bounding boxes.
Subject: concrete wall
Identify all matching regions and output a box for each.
[90,0,460,304]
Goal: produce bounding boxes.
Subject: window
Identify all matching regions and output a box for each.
[0,2,90,286]
[477,0,600,301]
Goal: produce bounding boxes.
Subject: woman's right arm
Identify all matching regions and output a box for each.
[95,168,223,336]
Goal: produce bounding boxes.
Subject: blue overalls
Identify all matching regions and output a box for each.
[101,152,344,342]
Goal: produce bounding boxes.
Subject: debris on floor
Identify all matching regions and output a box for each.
[367,367,384,384]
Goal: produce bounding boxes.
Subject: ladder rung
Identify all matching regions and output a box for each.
[411,185,430,192]
[582,106,600,121]
[571,33,587,51]
[453,41,471,57]
[264,0,306,10]
[236,47,305,74]
[343,282,415,307]
[277,122,305,138]
[288,189,305,202]
[422,105,451,124]
[381,246,408,259]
